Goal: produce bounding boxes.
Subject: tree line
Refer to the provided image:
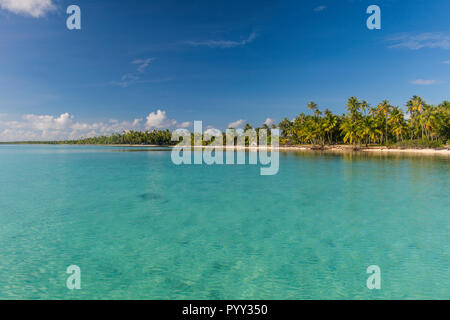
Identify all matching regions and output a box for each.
[8,96,447,148]
[278,96,449,148]
[60,129,175,146]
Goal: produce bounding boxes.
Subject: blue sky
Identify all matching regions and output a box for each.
[0,0,449,140]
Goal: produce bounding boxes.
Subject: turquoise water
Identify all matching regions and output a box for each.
[0,145,448,300]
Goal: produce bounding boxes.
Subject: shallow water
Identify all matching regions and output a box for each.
[0,145,448,299]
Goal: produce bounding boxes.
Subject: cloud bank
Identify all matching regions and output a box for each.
[0,110,191,141]
[0,0,55,18]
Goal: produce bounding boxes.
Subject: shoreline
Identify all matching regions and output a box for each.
[200,145,450,155]
[117,144,450,156]
[2,143,449,155]
[277,145,450,155]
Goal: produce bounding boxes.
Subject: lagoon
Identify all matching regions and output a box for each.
[0,145,448,299]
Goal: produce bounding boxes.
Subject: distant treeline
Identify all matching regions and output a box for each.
[2,96,449,148]
[0,130,175,145]
[65,130,175,146]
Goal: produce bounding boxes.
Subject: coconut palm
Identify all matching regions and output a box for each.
[407,96,425,115]
[370,100,392,144]
[406,96,427,139]
[361,100,370,115]
[340,117,359,147]
[323,109,339,144]
[388,107,407,142]
[278,118,293,142]
[308,101,318,112]
[346,97,362,120]
[358,116,381,146]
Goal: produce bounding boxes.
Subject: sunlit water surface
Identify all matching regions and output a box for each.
[0,145,448,299]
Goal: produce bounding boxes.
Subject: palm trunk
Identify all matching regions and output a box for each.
[385,116,388,144]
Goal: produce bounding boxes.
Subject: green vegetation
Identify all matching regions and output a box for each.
[0,130,176,146]
[2,96,448,149]
[278,97,449,148]
[68,130,175,145]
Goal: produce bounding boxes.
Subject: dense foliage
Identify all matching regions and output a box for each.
[66,130,175,145]
[279,97,449,147]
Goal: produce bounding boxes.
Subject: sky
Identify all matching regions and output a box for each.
[0,0,449,141]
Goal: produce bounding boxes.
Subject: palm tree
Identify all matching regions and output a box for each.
[420,105,440,140]
[314,109,323,117]
[407,95,425,115]
[437,101,450,142]
[358,116,381,146]
[278,118,293,142]
[244,123,253,132]
[406,96,426,139]
[388,107,407,142]
[323,109,339,144]
[340,117,359,147]
[375,100,392,144]
[308,101,318,112]
[346,97,362,120]
[361,100,370,115]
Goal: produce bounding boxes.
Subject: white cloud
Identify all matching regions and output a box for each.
[132,118,142,127]
[314,5,327,12]
[23,113,73,131]
[177,121,192,128]
[264,118,275,126]
[443,60,450,64]
[228,119,246,128]
[388,33,450,50]
[144,110,191,130]
[114,58,154,87]
[0,0,55,18]
[0,110,189,141]
[185,32,257,48]
[411,79,437,85]
[132,58,154,73]
[145,110,174,129]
